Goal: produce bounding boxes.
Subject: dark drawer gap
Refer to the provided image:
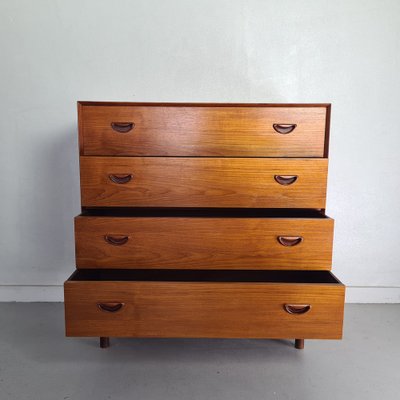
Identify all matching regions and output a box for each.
[80,207,328,219]
[68,269,341,284]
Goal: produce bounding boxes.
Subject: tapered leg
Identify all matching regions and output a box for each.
[295,339,304,349]
[100,337,110,348]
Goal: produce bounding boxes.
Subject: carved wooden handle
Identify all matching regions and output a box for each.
[284,304,311,314]
[111,122,135,133]
[109,174,133,184]
[274,175,298,185]
[97,302,125,313]
[273,123,297,134]
[104,235,129,246]
[277,236,303,247]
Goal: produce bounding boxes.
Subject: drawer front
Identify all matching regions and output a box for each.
[75,216,334,270]
[80,157,328,208]
[80,104,328,157]
[64,280,344,338]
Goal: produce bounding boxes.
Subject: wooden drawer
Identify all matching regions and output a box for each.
[75,209,334,270]
[64,269,345,339]
[79,103,328,157]
[80,157,328,208]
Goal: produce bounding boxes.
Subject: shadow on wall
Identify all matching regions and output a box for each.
[24,125,80,282]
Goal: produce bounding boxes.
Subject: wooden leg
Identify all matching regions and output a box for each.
[295,339,304,349]
[100,337,110,348]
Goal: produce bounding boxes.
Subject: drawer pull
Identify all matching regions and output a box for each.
[97,302,125,313]
[284,304,311,315]
[273,123,297,134]
[109,174,133,184]
[274,175,298,185]
[104,235,129,246]
[111,122,135,133]
[277,236,303,247]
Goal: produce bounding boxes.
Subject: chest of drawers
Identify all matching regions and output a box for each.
[64,102,345,350]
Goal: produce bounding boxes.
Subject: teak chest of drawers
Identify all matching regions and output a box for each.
[64,102,345,350]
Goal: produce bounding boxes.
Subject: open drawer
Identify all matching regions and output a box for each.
[75,208,334,270]
[64,269,345,340]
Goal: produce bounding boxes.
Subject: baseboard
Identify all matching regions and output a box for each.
[345,287,400,303]
[0,285,63,302]
[1,285,400,303]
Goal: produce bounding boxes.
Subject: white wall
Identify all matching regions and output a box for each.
[1,0,399,302]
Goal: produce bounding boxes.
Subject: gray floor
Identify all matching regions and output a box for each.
[0,304,399,400]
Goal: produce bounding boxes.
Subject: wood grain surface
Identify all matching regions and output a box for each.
[64,102,345,345]
[75,216,334,270]
[64,279,344,338]
[80,157,328,208]
[79,104,328,157]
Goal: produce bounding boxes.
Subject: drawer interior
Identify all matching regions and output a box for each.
[68,269,341,284]
[80,207,330,219]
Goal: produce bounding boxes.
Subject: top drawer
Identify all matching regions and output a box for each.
[79,103,329,157]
